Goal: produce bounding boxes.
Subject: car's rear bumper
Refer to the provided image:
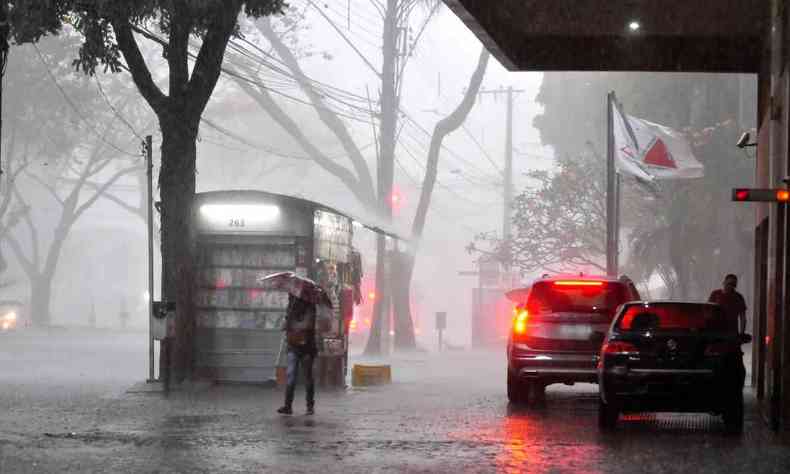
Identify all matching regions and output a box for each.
[600,368,742,411]
[509,350,599,383]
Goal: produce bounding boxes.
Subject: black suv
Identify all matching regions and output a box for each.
[506,275,640,404]
[598,301,750,433]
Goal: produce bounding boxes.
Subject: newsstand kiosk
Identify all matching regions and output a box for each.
[192,190,361,386]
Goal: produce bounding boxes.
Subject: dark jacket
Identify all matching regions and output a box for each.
[284,295,318,356]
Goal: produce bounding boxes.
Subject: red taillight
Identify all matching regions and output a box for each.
[513,309,529,334]
[601,341,639,355]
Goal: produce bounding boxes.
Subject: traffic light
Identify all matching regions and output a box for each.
[732,188,790,202]
[390,190,403,210]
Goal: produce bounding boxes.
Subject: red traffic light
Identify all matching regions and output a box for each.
[389,190,403,208]
[732,188,790,202]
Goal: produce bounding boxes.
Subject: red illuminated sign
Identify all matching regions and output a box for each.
[732,188,790,202]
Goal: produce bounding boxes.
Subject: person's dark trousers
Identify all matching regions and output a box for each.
[284,348,315,410]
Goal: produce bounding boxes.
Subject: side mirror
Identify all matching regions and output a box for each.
[738,333,752,345]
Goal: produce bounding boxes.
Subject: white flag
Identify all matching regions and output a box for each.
[612,101,704,181]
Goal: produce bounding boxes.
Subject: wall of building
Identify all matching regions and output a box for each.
[755,0,790,431]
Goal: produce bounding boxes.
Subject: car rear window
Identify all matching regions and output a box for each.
[616,304,731,332]
[527,281,628,316]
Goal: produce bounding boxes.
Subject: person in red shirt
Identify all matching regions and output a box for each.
[708,274,747,334]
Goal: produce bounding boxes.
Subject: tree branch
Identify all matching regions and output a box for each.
[111,20,167,113]
[234,75,375,206]
[256,19,377,204]
[169,1,192,100]
[3,232,36,278]
[25,171,64,206]
[73,165,145,221]
[10,186,39,269]
[411,48,489,241]
[0,151,29,222]
[186,0,244,119]
[80,180,144,219]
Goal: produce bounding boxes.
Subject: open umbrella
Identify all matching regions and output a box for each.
[258,271,333,308]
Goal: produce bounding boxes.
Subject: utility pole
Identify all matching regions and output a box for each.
[145,135,155,382]
[367,0,400,357]
[478,86,524,271]
[0,2,10,179]
[504,86,514,246]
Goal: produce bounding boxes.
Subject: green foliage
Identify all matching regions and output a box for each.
[9,1,286,75]
[471,154,608,276]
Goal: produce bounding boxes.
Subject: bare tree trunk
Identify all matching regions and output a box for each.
[392,251,417,349]
[365,234,388,355]
[390,49,489,351]
[159,116,198,382]
[29,274,52,326]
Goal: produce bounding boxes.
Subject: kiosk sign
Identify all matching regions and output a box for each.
[199,203,281,232]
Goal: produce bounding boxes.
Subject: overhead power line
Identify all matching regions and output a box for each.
[33,43,140,158]
[93,76,145,142]
[134,25,376,124]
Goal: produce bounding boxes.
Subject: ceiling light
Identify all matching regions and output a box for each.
[628,21,641,32]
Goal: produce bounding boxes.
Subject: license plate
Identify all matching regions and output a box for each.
[557,325,592,339]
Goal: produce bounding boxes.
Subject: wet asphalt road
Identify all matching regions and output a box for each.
[1,329,789,473]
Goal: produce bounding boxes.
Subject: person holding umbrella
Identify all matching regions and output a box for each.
[259,272,332,416]
[279,293,318,415]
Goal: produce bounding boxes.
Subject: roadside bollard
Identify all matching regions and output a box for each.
[351,364,391,386]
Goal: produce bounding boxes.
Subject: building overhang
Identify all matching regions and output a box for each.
[443,0,768,73]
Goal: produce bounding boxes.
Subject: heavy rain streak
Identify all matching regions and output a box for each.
[0,1,789,473]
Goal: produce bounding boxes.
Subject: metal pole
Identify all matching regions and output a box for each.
[606,92,617,276]
[0,3,9,179]
[146,135,155,382]
[503,87,514,268]
[478,265,484,347]
[615,173,621,273]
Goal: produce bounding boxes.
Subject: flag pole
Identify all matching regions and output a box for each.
[606,91,618,276]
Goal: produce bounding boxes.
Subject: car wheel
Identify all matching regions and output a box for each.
[598,396,619,430]
[723,390,744,434]
[507,372,529,405]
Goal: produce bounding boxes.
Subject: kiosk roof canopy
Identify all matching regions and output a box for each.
[443,0,768,73]
[195,190,407,241]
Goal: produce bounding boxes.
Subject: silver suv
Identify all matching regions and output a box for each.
[506,275,640,404]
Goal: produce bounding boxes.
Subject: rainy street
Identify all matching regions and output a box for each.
[1,329,788,474]
[3,2,790,471]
